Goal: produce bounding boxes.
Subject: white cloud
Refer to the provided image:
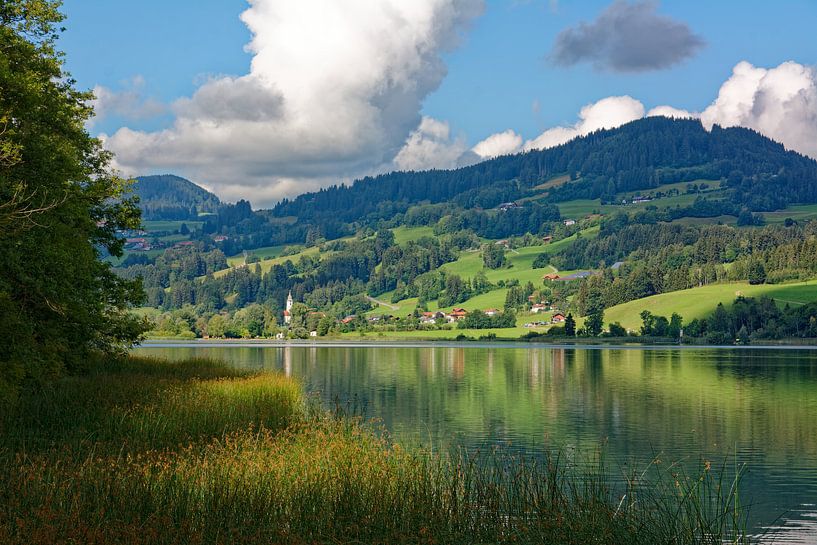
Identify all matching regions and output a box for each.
[647,105,696,119]
[394,116,468,170]
[524,95,644,150]
[90,76,165,127]
[701,61,817,158]
[104,0,484,206]
[472,129,523,159]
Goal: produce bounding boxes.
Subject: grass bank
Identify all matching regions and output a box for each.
[0,356,752,544]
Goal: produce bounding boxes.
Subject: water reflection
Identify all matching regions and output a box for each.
[135,343,817,542]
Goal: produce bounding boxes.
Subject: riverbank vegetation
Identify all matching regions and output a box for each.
[0,356,752,544]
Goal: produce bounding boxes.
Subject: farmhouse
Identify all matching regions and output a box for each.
[543,273,560,281]
[421,311,446,325]
[563,219,576,226]
[551,313,566,324]
[447,308,468,322]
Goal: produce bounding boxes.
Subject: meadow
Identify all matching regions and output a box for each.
[0,356,752,544]
[603,280,817,331]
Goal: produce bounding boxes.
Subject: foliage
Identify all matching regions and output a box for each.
[0,0,147,400]
[482,242,507,269]
[458,309,516,329]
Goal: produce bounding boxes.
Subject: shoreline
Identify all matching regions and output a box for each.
[137,338,817,351]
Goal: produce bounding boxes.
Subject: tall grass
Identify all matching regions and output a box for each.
[0,356,752,544]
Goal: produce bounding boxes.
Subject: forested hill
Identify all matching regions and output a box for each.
[134,174,222,220]
[271,117,817,223]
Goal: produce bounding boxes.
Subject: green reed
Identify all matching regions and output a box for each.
[0,356,752,544]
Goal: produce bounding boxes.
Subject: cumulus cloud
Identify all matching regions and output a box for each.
[523,95,644,150]
[647,105,696,119]
[104,0,484,206]
[90,76,166,127]
[550,0,704,72]
[471,129,523,159]
[393,117,468,171]
[700,61,817,158]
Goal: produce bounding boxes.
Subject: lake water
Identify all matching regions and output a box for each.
[134,342,817,543]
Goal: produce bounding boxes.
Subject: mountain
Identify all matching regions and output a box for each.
[133,174,221,220]
[272,117,817,225]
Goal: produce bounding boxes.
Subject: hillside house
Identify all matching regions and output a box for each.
[543,273,560,281]
[484,308,500,317]
[497,202,521,211]
[563,219,576,226]
[447,308,468,322]
[530,303,547,313]
[421,311,446,325]
[551,313,566,324]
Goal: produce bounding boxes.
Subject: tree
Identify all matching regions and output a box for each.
[748,260,766,285]
[668,313,683,339]
[0,1,147,400]
[564,314,576,337]
[179,222,190,235]
[585,311,604,337]
[608,322,627,337]
[640,311,654,336]
[482,243,506,269]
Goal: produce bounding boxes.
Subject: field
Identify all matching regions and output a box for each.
[226,245,285,267]
[603,280,817,331]
[391,225,435,244]
[213,245,325,279]
[142,220,203,232]
[762,203,817,224]
[0,356,750,544]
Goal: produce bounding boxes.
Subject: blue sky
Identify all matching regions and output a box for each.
[59,0,817,205]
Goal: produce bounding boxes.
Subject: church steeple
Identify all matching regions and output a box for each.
[286,291,293,312]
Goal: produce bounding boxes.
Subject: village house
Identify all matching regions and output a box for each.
[447,308,468,322]
[212,235,229,242]
[542,235,553,243]
[421,311,445,325]
[497,202,521,211]
[551,313,566,324]
[484,308,500,317]
[563,219,576,226]
[341,315,356,325]
[530,303,547,313]
[542,273,560,281]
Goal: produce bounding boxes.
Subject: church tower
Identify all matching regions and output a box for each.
[283,291,293,325]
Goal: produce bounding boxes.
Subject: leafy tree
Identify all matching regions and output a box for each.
[640,311,654,336]
[585,311,604,337]
[748,260,766,285]
[482,243,506,269]
[608,322,627,337]
[0,1,147,399]
[668,313,684,339]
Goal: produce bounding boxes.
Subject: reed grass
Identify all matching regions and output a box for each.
[0,356,752,544]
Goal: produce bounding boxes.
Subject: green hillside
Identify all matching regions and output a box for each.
[604,281,817,331]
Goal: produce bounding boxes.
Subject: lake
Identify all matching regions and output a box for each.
[135,342,817,543]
